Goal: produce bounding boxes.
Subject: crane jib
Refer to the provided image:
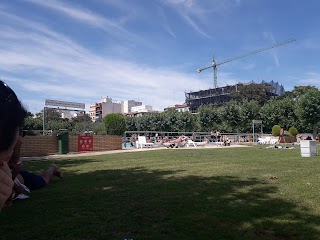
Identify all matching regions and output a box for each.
[196,38,296,89]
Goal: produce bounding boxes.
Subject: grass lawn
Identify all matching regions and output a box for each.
[1,146,320,240]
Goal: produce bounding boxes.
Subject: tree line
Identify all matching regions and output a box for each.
[23,85,320,137]
[125,85,320,138]
[23,109,105,135]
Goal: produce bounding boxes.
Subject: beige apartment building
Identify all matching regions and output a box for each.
[89,98,143,122]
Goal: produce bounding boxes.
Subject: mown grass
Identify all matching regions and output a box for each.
[1,146,320,240]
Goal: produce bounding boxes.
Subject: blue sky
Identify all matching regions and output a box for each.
[0,0,319,113]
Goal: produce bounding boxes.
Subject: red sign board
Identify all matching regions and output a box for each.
[78,136,93,152]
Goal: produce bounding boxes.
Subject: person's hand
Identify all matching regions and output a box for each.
[8,137,22,165]
[8,161,22,180]
[13,182,27,195]
[8,137,23,179]
[0,161,14,209]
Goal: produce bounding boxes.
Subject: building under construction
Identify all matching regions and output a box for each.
[185,80,284,112]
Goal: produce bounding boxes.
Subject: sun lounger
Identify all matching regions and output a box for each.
[137,136,153,148]
[186,139,206,147]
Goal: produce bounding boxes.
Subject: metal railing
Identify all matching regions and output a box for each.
[123,131,264,148]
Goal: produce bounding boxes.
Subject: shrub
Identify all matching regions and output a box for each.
[272,125,281,136]
[103,113,126,135]
[92,122,106,135]
[24,130,36,136]
[288,127,298,136]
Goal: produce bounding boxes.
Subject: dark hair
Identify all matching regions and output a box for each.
[0,80,27,151]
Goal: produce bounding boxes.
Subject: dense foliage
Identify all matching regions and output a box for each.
[272,125,281,136]
[231,83,274,105]
[288,127,298,136]
[103,113,126,135]
[23,85,319,135]
[125,86,319,134]
[295,88,320,138]
[23,108,100,134]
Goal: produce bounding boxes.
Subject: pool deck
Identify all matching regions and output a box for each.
[22,144,251,160]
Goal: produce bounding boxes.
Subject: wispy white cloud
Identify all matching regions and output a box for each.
[297,72,320,87]
[24,0,147,45]
[156,5,176,38]
[161,0,243,38]
[262,31,280,67]
[26,0,119,30]
[0,13,217,112]
[161,0,211,38]
[96,0,133,13]
[1,0,313,115]
[180,14,211,38]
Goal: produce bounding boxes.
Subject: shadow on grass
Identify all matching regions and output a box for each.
[19,158,102,173]
[1,167,320,240]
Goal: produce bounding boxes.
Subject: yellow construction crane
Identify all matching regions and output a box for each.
[196,38,296,88]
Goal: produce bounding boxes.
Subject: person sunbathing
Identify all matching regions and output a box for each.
[165,136,187,148]
[7,130,63,203]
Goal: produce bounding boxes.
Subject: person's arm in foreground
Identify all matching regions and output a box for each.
[0,161,14,210]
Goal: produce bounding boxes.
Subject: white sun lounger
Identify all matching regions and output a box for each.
[136,136,153,148]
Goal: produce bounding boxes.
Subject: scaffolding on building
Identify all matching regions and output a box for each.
[185,81,284,112]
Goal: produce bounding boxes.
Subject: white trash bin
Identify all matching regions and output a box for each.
[300,140,317,157]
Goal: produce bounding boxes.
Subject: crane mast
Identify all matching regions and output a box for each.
[196,38,296,89]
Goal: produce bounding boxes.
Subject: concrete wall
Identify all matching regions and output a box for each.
[20,135,122,157]
[101,102,122,118]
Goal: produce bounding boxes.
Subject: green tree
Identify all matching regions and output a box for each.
[26,111,34,118]
[23,116,43,130]
[24,109,71,131]
[125,116,137,131]
[136,114,158,131]
[296,88,320,138]
[92,121,107,135]
[221,101,241,132]
[34,108,67,131]
[142,112,166,131]
[46,119,71,131]
[41,108,63,121]
[231,83,274,105]
[175,111,196,132]
[281,86,319,99]
[274,97,298,130]
[162,110,179,132]
[198,104,221,131]
[260,100,279,132]
[260,97,298,132]
[133,111,196,132]
[239,100,260,132]
[103,113,126,135]
[70,113,91,124]
[69,113,92,132]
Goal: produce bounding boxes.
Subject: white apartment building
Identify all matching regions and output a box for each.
[90,97,155,122]
[175,103,189,112]
[90,97,129,122]
[122,100,142,113]
[60,110,77,119]
[101,97,122,118]
[131,104,153,113]
[164,103,189,112]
